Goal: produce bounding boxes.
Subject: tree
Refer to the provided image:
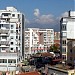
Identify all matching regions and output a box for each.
[49,44,60,52]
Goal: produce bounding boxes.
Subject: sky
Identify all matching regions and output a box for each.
[0,0,74,31]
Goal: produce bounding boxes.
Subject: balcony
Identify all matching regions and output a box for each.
[1,50,7,52]
[8,63,16,67]
[0,52,18,57]
[1,14,11,19]
[0,29,9,33]
[0,41,9,45]
[0,45,9,48]
[0,34,9,36]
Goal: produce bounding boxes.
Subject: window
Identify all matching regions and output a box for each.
[2,36,7,40]
[16,47,18,51]
[12,14,15,17]
[3,59,7,63]
[0,59,7,63]
[11,48,13,50]
[8,59,16,63]
[7,18,10,22]
[11,42,13,45]
[62,55,66,60]
[62,47,66,53]
[34,37,37,39]
[12,59,16,63]
[11,30,14,33]
[0,24,3,28]
[62,32,67,38]
[19,58,20,61]
[11,25,14,29]
[3,13,9,16]
[2,48,6,50]
[11,36,13,39]
[16,30,18,33]
[62,40,66,46]
[16,36,18,39]
[70,49,72,53]
[62,24,66,31]
[18,14,20,18]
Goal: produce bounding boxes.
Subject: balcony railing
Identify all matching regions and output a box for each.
[0,34,9,36]
[0,52,18,57]
[1,15,11,18]
[0,41,9,45]
[0,29,9,34]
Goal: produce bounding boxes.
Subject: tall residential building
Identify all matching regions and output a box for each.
[24,28,54,57]
[0,7,25,72]
[60,11,75,62]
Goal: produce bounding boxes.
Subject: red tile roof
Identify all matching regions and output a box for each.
[52,59,62,62]
[41,52,54,57]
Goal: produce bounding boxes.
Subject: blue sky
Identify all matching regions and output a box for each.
[0,0,74,31]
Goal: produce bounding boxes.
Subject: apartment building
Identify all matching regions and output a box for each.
[24,28,54,58]
[0,7,25,73]
[60,11,75,62]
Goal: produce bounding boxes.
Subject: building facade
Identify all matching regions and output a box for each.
[0,7,25,72]
[54,32,60,48]
[60,11,75,62]
[67,39,75,65]
[24,28,54,57]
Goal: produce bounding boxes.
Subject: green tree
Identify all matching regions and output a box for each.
[49,44,59,52]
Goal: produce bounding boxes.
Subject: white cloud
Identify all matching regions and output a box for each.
[33,8,56,24]
[61,12,68,17]
[27,10,69,25]
[57,12,68,20]
[25,18,30,24]
[26,9,69,31]
[35,14,55,24]
[34,9,40,17]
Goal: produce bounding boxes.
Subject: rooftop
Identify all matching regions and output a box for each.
[50,64,73,71]
[32,52,54,57]
[16,71,41,75]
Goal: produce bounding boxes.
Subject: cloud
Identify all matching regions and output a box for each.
[34,9,40,17]
[33,8,56,24]
[57,12,68,20]
[25,18,30,24]
[26,9,69,31]
[61,12,68,17]
[35,14,55,24]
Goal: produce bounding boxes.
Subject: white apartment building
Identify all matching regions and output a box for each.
[60,11,75,61]
[0,7,25,73]
[24,28,54,57]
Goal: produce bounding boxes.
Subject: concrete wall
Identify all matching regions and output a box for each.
[48,66,74,75]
